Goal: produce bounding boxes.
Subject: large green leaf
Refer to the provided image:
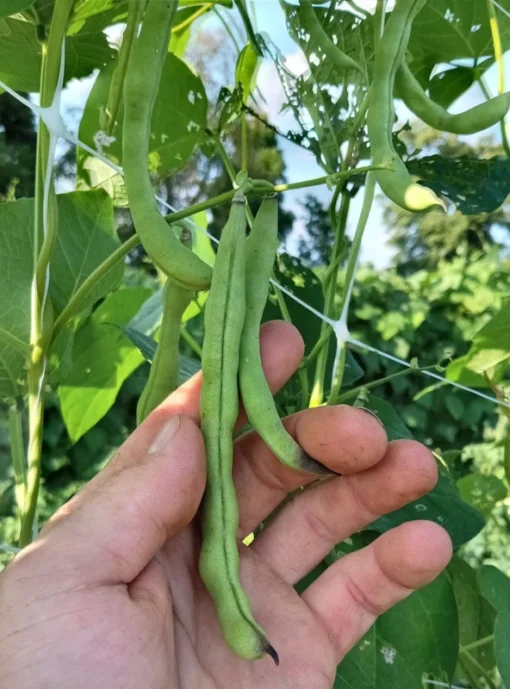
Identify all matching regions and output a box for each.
[495,614,510,688]
[478,565,510,617]
[0,17,41,91]
[409,0,510,64]
[370,473,485,549]
[479,566,510,687]
[457,472,507,517]
[0,16,112,92]
[78,52,208,179]
[50,190,123,317]
[0,198,33,398]
[0,0,34,18]
[58,288,151,442]
[364,395,413,441]
[69,0,126,30]
[335,573,458,689]
[463,301,510,373]
[0,190,121,398]
[407,156,510,215]
[428,65,475,110]
[448,557,496,681]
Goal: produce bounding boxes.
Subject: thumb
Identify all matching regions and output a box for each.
[37,415,206,585]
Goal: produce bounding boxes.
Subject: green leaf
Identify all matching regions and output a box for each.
[364,396,413,441]
[0,191,122,398]
[335,573,458,688]
[128,290,165,337]
[446,355,487,389]
[370,473,486,549]
[0,0,34,18]
[235,43,259,103]
[180,354,200,383]
[409,0,510,64]
[478,565,510,618]
[478,566,510,686]
[445,393,464,420]
[50,190,123,317]
[0,16,112,93]
[120,326,157,362]
[69,0,127,29]
[447,556,495,681]
[463,301,510,374]
[457,473,507,517]
[0,198,33,397]
[123,326,200,383]
[495,613,510,688]
[407,155,510,215]
[0,17,41,91]
[428,66,475,109]
[58,288,151,442]
[79,52,208,178]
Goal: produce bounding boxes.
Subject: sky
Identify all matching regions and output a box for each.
[60,0,508,269]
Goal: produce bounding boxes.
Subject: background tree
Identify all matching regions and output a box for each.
[0,95,36,200]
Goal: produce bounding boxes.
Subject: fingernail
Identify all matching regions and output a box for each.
[149,415,181,454]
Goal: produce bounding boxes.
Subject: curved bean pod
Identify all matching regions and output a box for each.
[239,194,329,475]
[300,0,364,75]
[367,0,444,212]
[199,195,277,663]
[396,60,510,135]
[122,0,212,290]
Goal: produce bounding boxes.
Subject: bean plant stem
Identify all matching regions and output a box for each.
[327,173,376,404]
[308,87,371,407]
[213,6,242,52]
[21,0,75,548]
[104,0,145,136]
[8,401,26,516]
[335,364,438,405]
[461,635,495,652]
[309,189,351,407]
[180,326,202,357]
[505,423,510,486]
[241,113,248,172]
[459,648,498,689]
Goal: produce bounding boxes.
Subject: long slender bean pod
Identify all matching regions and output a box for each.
[199,195,277,663]
[396,60,510,135]
[239,195,329,475]
[122,0,212,290]
[367,0,444,212]
[136,229,194,425]
[299,0,363,75]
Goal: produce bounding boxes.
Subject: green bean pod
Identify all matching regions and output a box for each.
[136,279,192,426]
[396,60,510,135]
[299,0,363,75]
[122,0,212,291]
[239,195,329,475]
[199,195,277,663]
[367,0,444,212]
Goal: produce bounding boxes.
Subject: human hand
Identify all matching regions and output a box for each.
[0,322,452,688]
